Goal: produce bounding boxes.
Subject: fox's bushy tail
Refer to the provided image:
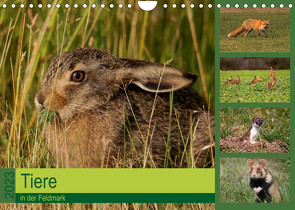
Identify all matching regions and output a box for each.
[228,25,245,37]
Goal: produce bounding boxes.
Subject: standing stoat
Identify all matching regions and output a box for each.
[247,159,281,203]
[240,118,263,144]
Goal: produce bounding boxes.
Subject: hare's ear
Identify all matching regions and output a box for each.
[116,59,197,93]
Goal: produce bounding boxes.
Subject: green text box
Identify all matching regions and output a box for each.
[15,169,215,194]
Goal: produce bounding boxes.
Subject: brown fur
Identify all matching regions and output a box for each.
[247,159,281,203]
[225,75,240,84]
[228,19,270,37]
[268,67,277,85]
[35,48,215,168]
[249,75,261,85]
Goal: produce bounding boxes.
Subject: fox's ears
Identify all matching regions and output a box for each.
[268,19,271,23]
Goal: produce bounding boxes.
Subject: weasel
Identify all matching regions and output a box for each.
[247,159,281,203]
[240,118,263,144]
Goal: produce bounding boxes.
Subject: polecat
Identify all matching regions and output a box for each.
[240,118,263,144]
[247,159,281,203]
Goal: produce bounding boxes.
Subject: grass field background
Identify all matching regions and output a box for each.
[220,158,290,203]
[220,8,290,52]
[220,107,290,147]
[220,70,290,103]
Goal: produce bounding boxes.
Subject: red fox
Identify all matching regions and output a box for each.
[228,19,270,37]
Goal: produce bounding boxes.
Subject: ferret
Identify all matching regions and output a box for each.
[247,159,281,203]
[240,118,263,144]
[249,75,261,85]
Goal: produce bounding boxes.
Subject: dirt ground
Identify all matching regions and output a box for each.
[220,136,289,153]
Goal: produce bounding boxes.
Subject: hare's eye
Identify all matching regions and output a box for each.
[71,71,85,82]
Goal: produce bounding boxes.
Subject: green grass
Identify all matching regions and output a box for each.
[220,158,290,203]
[220,70,290,103]
[220,108,290,147]
[220,8,290,52]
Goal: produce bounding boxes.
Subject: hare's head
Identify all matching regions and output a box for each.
[35,48,197,121]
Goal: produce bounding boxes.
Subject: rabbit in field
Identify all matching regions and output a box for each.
[35,48,214,168]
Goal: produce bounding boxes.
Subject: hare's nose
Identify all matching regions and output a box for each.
[35,92,46,110]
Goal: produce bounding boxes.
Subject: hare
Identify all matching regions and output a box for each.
[232,75,241,84]
[268,67,277,86]
[35,48,214,168]
[225,75,240,84]
[249,75,261,85]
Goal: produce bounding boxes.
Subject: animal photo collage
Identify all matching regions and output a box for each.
[0,1,294,210]
[218,3,291,206]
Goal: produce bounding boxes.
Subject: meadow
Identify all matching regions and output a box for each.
[220,70,290,103]
[220,158,290,203]
[220,8,290,52]
[0,0,215,208]
[220,107,290,149]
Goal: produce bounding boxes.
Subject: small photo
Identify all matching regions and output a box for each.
[220,8,290,52]
[220,57,290,103]
[220,107,290,153]
[220,158,290,203]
